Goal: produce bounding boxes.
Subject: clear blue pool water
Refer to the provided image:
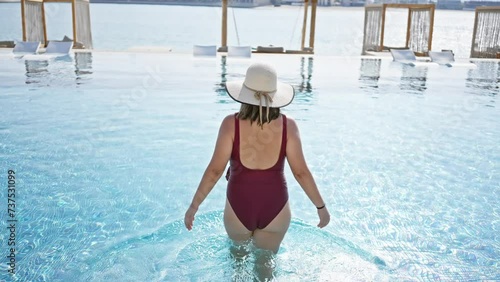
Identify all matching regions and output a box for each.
[0,51,499,281]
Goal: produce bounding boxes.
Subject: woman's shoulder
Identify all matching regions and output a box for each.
[222,113,237,124]
[283,114,298,129]
[214,114,236,140]
[219,114,236,131]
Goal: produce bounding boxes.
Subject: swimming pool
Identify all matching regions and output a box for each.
[0,50,499,281]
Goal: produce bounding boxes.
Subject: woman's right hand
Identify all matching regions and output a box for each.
[184,205,198,231]
[317,207,330,228]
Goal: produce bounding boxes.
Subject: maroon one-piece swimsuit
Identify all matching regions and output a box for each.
[226,113,289,231]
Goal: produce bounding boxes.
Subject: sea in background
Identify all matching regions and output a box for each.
[0,3,477,58]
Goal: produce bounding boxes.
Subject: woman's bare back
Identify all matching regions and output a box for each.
[238,115,284,170]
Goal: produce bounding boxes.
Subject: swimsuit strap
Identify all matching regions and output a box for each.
[280,114,287,157]
[225,113,240,181]
[234,113,240,157]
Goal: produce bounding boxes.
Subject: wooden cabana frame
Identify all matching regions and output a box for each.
[470,6,500,58]
[218,0,317,54]
[21,0,46,45]
[21,0,93,49]
[362,4,435,56]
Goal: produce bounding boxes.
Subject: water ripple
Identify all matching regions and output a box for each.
[76,211,390,281]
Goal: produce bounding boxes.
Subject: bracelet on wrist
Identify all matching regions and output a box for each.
[316,204,325,210]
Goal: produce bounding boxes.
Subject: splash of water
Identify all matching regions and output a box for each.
[74,211,390,281]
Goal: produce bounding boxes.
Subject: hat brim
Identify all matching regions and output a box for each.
[225,80,295,108]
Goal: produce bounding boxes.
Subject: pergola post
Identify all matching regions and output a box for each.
[380,4,386,52]
[470,8,479,58]
[301,0,309,50]
[309,0,317,50]
[406,8,412,48]
[21,0,26,41]
[221,0,227,51]
[41,1,47,46]
[72,0,78,44]
[428,5,435,53]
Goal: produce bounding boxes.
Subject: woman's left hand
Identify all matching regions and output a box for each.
[184,205,198,231]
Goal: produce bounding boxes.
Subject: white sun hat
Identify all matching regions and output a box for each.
[225,63,295,108]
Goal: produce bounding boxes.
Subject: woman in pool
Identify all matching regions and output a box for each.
[184,62,330,253]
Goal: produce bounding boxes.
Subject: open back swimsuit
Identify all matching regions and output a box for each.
[226,113,288,231]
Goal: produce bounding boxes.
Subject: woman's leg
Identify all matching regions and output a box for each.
[254,248,276,281]
[224,199,252,242]
[224,199,253,279]
[253,201,291,253]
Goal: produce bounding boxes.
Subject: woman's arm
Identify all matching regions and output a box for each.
[286,117,330,228]
[184,115,234,230]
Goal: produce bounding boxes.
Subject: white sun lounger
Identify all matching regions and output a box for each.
[23,41,74,60]
[228,46,252,58]
[390,49,437,67]
[13,41,41,55]
[193,45,217,57]
[45,41,74,54]
[428,51,476,68]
